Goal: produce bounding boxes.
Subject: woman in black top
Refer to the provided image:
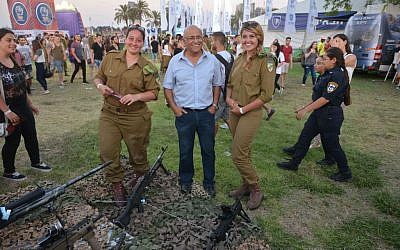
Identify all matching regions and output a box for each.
[0,29,51,181]
[302,41,318,86]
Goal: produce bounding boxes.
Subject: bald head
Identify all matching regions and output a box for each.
[184,25,202,37]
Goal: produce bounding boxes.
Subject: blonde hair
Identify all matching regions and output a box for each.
[240,21,264,69]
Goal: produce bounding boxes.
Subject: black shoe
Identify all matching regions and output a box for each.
[316,158,336,166]
[3,172,26,181]
[277,161,298,171]
[330,171,352,182]
[204,185,216,197]
[180,184,192,194]
[282,146,296,156]
[31,162,52,172]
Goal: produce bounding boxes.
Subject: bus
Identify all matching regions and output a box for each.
[345,12,400,73]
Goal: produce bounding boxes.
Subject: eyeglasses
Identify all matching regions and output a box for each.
[184,36,202,41]
[242,21,259,29]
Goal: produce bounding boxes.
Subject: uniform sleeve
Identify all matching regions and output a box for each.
[143,63,160,99]
[259,57,275,103]
[212,58,224,87]
[95,53,109,83]
[162,58,175,89]
[322,71,347,102]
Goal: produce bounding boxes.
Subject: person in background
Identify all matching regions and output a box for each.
[173,36,185,55]
[16,36,33,94]
[160,34,172,73]
[302,41,318,86]
[0,28,51,181]
[50,35,66,88]
[163,25,223,197]
[280,37,292,93]
[107,35,119,52]
[324,36,331,52]
[317,37,326,56]
[90,34,105,79]
[226,21,275,210]
[70,34,87,84]
[32,39,50,94]
[93,25,160,207]
[150,35,159,61]
[331,34,357,83]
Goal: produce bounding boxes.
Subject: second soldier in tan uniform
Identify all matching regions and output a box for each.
[226,21,275,210]
[93,25,160,206]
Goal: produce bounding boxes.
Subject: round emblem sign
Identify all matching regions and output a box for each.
[35,3,53,26]
[12,2,28,26]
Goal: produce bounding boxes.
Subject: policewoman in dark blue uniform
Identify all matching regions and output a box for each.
[277,47,352,182]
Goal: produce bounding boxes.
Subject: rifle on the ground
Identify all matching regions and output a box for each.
[35,214,102,250]
[115,146,169,228]
[206,199,251,250]
[0,161,112,229]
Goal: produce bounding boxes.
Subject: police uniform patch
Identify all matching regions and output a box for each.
[327,82,338,93]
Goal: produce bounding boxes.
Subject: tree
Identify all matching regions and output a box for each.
[324,0,399,13]
[152,10,161,27]
[135,0,152,25]
[128,5,140,25]
[114,4,130,28]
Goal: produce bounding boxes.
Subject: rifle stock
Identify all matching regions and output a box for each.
[0,161,112,229]
[115,146,169,228]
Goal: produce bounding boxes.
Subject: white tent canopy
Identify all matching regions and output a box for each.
[252,0,368,48]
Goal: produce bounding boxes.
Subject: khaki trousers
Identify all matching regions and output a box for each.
[99,107,151,183]
[230,108,263,185]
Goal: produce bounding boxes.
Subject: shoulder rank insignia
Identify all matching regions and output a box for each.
[327,82,339,93]
[266,56,276,73]
[143,64,157,77]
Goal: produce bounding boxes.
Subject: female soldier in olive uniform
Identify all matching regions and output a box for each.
[226,21,275,210]
[93,25,160,206]
[277,47,352,182]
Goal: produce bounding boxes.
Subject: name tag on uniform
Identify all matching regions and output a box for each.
[327,82,338,93]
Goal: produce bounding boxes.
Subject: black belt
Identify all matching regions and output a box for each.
[182,106,210,111]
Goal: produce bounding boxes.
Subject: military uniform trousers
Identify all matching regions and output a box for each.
[292,106,349,172]
[99,104,151,183]
[230,108,263,185]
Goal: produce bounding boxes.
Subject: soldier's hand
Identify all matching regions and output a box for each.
[296,109,307,120]
[231,105,241,116]
[120,94,140,105]
[226,97,238,109]
[98,84,114,97]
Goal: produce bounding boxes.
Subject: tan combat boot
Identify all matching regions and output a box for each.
[229,181,250,199]
[112,182,127,207]
[247,183,264,210]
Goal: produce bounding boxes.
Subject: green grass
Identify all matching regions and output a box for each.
[1,62,399,248]
[315,217,400,249]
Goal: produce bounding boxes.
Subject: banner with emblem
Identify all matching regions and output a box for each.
[306,0,318,35]
[7,0,32,30]
[243,0,250,22]
[284,0,297,34]
[160,0,168,31]
[30,0,58,30]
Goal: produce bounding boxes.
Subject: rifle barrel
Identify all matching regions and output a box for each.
[63,161,112,189]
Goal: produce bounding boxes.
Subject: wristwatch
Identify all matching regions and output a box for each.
[239,107,244,115]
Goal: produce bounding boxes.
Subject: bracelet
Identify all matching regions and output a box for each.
[96,83,102,89]
[239,107,244,115]
[4,110,12,115]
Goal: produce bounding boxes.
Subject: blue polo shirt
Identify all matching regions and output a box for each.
[163,49,223,109]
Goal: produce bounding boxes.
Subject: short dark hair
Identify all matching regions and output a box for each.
[212,32,226,46]
[96,33,102,37]
[126,25,145,40]
[285,37,291,40]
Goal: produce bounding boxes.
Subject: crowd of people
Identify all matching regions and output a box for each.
[0,20,361,210]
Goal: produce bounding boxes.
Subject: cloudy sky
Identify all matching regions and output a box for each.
[0,0,287,27]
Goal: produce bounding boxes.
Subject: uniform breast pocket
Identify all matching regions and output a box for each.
[124,74,144,90]
[105,71,119,84]
[245,72,260,86]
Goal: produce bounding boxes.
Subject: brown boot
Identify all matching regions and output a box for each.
[128,172,144,190]
[112,182,126,207]
[229,182,250,198]
[247,183,264,210]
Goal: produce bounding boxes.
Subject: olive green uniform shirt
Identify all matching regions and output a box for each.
[227,52,275,106]
[95,50,160,110]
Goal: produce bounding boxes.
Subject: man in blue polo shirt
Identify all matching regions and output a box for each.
[163,25,223,197]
